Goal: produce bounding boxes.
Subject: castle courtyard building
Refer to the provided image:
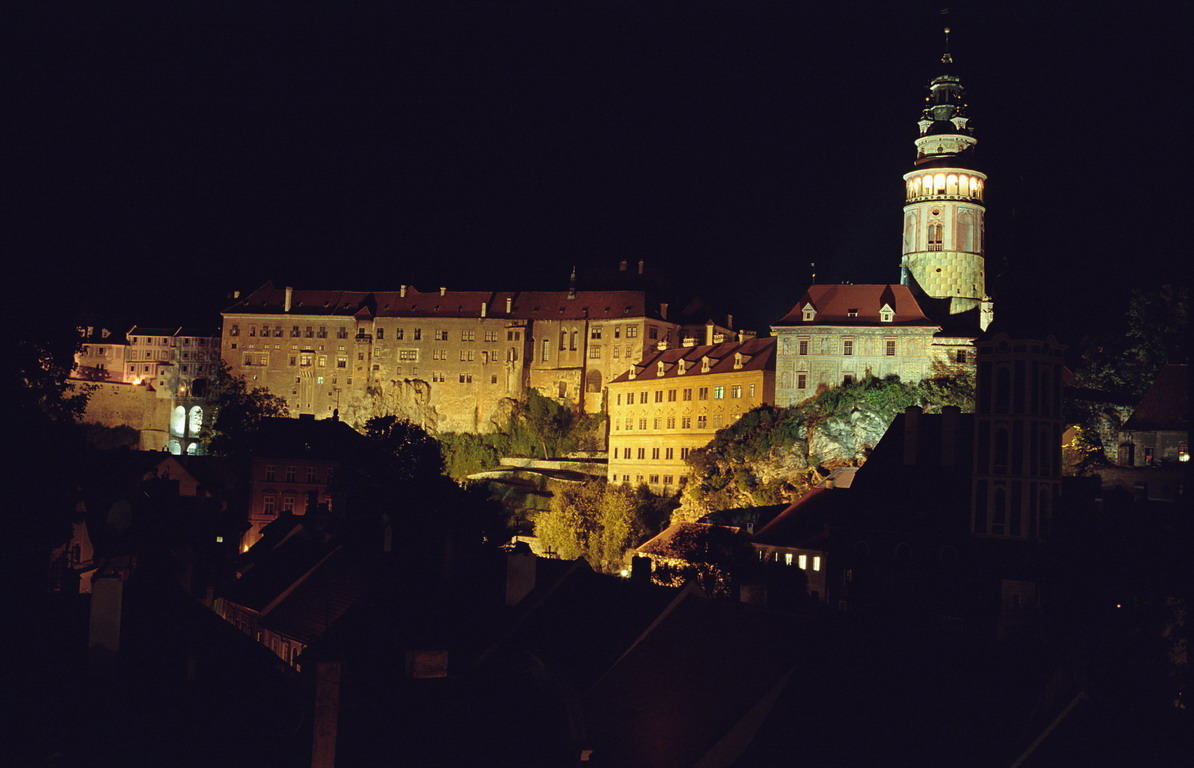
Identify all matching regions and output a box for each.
[607,336,775,493]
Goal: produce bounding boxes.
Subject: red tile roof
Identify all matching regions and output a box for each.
[1124,364,1189,431]
[609,336,775,384]
[775,284,937,327]
[223,281,662,321]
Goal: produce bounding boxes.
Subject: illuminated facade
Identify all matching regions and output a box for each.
[606,336,775,492]
[221,283,730,433]
[899,57,994,329]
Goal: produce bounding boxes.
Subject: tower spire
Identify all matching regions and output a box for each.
[941,24,953,65]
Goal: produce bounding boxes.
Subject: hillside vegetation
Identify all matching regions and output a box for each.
[676,371,974,522]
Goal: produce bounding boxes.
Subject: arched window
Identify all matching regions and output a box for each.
[992,487,1007,535]
[946,174,958,195]
[187,406,203,437]
[934,173,946,194]
[586,370,603,393]
[167,439,182,455]
[994,427,1010,473]
[186,442,199,455]
[927,222,944,251]
[171,406,186,437]
[957,210,974,252]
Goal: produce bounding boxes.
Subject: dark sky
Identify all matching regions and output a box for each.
[11,2,1188,346]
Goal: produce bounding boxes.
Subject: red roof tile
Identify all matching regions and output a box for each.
[775,284,937,327]
[223,281,661,321]
[610,337,775,384]
[1124,364,1189,431]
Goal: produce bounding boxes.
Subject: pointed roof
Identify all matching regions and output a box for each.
[1123,364,1189,432]
[774,284,937,327]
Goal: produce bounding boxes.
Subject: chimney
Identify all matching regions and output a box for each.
[480,301,487,318]
[630,555,652,584]
[941,405,960,466]
[726,313,733,329]
[682,335,696,348]
[656,340,668,351]
[439,286,446,296]
[505,296,513,313]
[637,259,644,275]
[705,320,714,346]
[284,286,293,313]
[903,405,922,466]
[400,285,407,298]
[505,546,536,606]
[619,259,628,272]
[659,302,668,320]
[824,477,836,489]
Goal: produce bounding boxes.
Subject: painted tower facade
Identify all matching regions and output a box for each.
[900,54,993,330]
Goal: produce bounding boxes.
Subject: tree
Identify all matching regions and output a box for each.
[533,480,671,572]
[201,360,289,455]
[363,415,446,483]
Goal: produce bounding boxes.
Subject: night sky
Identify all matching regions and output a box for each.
[11,2,1187,348]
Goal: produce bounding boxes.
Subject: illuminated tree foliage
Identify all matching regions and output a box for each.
[534,480,672,572]
[201,360,290,456]
[438,389,605,480]
[678,372,975,521]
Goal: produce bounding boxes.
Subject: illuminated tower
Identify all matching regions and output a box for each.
[899,32,993,330]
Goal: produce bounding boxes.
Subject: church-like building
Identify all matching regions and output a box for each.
[772,49,993,407]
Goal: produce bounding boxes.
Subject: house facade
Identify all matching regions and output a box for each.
[606,336,775,492]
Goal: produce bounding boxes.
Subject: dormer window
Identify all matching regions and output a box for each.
[734,352,744,369]
[701,357,711,373]
[677,359,687,375]
[657,361,666,377]
[628,366,637,380]
[846,309,859,318]
[802,305,816,322]
[880,304,894,323]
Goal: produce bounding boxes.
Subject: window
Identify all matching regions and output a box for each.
[637,448,646,460]
[698,387,709,400]
[843,339,854,356]
[798,339,809,355]
[625,418,633,430]
[843,374,855,385]
[665,447,674,460]
[265,465,276,481]
[666,417,675,429]
[230,325,240,337]
[654,390,663,403]
[797,374,808,389]
[483,330,498,342]
[927,221,943,251]
[337,327,348,339]
[398,349,418,361]
[683,388,692,401]
[337,357,347,368]
[626,326,638,338]
[569,330,577,350]
[885,339,897,356]
[713,415,723,427]
[435,329,448,341]
[667,389,676,402]
[612,346,620,359]
[649,474,660,485]
[651,448,660,460]
[591,328,602,340]
[648,326,658,340]
[282,496,296,512]
[413,328,422,341]
[682,417,692,429]
[798,554,808,569]
[375,328,384,340]
[639,418,647,430]
[507,330,521,341]
[559,331,567,351]
[697,415,707,428]
[432,349,447,360]
[263,496,276,516]
[731,385,741,398]
[713,386,725,399]
[813,556,821,571]
[461,330,475,342]
[663,475,673,486]
[286,466,297,482]
[680,447,691,460]
[956,350,967,364]
[589,346,601,359]
[291,325,300,337]
[458,350,475,362]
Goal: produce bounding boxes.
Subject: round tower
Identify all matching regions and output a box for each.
[899,42,992,329]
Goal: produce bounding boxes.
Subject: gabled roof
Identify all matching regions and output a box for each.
[222,527,339,613]
[258,547,374,643]
[635,521,745,559]
[222,281,666,322]
[246,416,370,461]
[609,337,775,384]
[1123,364,1189,432]
[750,486,842,548]
[774,284,937,327]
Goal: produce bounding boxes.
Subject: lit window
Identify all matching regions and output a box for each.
[813,556,821,571]
[713,386,725,399]
[785,553,793,566]
[798,554,807,569]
